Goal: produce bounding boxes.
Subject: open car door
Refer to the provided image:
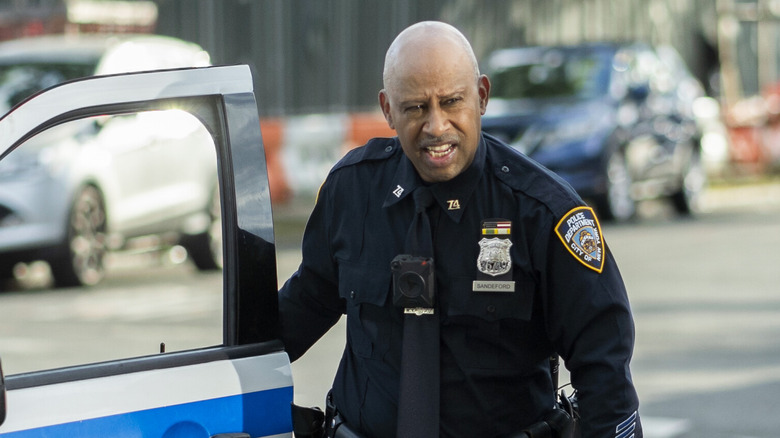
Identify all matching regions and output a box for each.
[0,66,293,437]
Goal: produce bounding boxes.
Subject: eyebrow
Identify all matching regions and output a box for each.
[398,89,467,107]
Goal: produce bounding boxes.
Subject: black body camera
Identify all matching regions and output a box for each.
[391,254,435,309]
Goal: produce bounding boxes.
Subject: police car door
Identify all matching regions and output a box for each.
[0,66,293,437]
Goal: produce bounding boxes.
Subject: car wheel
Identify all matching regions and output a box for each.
[49,185,107,287]
[183,185,222,271]
[598,150,636,222]
[671,146,706,215]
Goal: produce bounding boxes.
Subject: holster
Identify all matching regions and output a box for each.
[291,402,324,438]
[553,389,580,438]
[324,390,365,438]
[517,390,580,438]
[291,391,365,438]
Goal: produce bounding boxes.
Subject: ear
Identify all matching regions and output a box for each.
[478,74,491,115]
[378,89,395,130]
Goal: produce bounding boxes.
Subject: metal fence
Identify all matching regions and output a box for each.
[152,0,720,116]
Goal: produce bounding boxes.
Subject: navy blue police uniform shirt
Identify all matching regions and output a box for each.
[278,133,642,438]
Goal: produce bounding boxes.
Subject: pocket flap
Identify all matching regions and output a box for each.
[338,261,391,306]
[446,279,535,322]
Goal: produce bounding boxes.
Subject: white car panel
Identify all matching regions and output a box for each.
[1,353,292,436]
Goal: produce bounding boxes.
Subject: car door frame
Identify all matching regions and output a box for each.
[0,65,292,437]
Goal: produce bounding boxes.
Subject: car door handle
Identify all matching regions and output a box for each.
[211,434,250,438]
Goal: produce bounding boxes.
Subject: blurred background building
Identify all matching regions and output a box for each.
[153,0,725,116]
[0,0,743,114]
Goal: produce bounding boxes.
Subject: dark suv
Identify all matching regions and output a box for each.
[481,42,706,221]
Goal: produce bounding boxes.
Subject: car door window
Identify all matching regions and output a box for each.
[0,110,223,375]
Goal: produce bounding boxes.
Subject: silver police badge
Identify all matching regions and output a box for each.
[473,219,515,292]
[477,237,513,277]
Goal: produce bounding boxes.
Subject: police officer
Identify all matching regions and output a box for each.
[278,21,642,438]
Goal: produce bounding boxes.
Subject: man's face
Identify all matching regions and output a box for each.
[380,47,490,183]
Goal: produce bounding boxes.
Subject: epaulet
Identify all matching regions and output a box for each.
[484,133,582,219]
[331,137,399,173]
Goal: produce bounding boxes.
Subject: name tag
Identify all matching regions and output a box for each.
[472,280,515,292]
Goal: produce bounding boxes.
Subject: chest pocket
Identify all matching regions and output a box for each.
[443,278,538,370]
[444,278,535,321]
[338,261,396,359]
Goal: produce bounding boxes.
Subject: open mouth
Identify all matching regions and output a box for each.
[424,143,455,158]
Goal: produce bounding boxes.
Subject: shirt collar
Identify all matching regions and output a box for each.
[383,136,486,223]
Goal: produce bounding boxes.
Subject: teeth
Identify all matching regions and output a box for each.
[425,144,453,158]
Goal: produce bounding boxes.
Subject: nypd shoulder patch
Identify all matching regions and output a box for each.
[554,206,605,273]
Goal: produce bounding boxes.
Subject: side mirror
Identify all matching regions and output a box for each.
[0,357,6,426]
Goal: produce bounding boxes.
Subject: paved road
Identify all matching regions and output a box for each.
[0,261,224,373]
[612,194,780,438]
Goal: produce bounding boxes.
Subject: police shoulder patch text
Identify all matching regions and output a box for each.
[554,206,605,273]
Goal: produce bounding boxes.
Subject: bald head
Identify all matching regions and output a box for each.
[382,21,480,94]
